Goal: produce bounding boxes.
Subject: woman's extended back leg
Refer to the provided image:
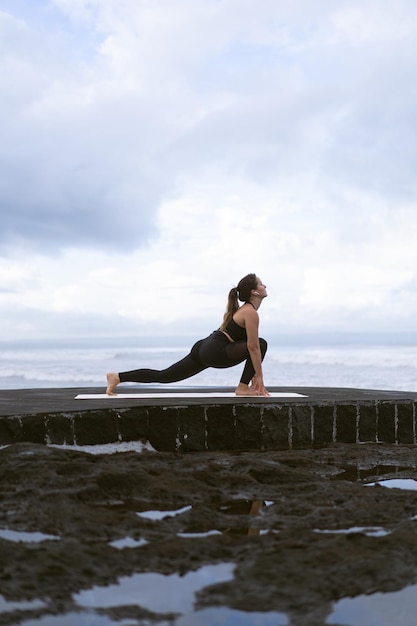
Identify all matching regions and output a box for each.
[119,340,207,384]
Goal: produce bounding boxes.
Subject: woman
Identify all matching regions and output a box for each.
[106,273,269,396]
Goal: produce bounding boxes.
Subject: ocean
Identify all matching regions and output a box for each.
[1,335,416,392]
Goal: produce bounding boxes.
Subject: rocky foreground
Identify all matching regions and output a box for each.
[1,442,417,626]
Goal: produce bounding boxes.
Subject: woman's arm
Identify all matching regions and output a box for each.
[243,308,270,396]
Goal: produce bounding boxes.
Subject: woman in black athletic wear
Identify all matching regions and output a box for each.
[106,273,270,396]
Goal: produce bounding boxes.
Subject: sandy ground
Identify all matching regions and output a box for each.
[1,442,417,626]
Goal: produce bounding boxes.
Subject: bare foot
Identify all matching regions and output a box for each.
[235,383,260,396]
[106,372,120,396]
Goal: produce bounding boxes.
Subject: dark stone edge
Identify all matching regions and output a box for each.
[0,399,416,452]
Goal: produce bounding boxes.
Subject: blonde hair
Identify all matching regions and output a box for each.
[220,273,257,330]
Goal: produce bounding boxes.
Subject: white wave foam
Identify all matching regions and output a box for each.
[1,340,417,391]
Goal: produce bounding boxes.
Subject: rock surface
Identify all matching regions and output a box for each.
[1,442,417,625]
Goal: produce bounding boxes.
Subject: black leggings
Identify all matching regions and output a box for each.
[119,331,267,385]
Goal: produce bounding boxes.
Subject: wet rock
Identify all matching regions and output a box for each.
[1,442,417,625]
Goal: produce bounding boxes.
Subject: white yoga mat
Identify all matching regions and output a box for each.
[75,392,307,399]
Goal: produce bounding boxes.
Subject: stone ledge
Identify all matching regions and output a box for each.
[0,386,416,451]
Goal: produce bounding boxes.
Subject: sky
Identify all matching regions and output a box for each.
[1,0,417,341]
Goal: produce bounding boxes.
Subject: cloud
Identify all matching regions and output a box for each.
[0,6,167,252]
[1,0,417,338]
[1,0,415,252]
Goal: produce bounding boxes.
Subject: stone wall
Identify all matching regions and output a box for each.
[0,399,416,452]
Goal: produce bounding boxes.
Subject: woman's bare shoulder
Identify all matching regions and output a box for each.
[233,303,258,326]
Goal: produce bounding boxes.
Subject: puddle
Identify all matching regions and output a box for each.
[20,608,288,626]
[328,582,417,625]
[0,595,45,614]
[49,441,155,455]
[217,499,273,513]
[177,499,274,539]
[0,529,60,543]
[335,465,413,482]
[365,479,417,490]
[175,607,288,625]
[74,563,235,614]
[72,562,287,624]
[214,499,273,536]
[19,613,135,626]
[137,505,192,520]
[178,530,223,538]
[315,526,389,537]
[109,537,148,549]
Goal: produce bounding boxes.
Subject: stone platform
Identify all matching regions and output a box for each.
[1,386,417,452]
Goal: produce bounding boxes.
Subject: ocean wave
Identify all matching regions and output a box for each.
[0,368,104,384]
[1,341,417,391]
[268,347,417,368]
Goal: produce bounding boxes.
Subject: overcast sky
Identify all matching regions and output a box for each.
[1,0,417,341]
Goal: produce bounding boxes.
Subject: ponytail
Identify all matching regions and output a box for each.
[220,287,239,331]
[220,274,258,331]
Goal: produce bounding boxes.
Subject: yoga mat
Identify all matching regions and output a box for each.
[75,392,307,399]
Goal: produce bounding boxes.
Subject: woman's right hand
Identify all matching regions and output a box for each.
[251,375,270,396]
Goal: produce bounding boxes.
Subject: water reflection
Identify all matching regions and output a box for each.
[0,595,45,614]
[137,505,192,520]
[109,537,148,549]
[74,563,235,613]
[19,613,134,626]
[133,498,273,536]
[335,464,413,482]
[176,606,288,625]
[178,530,223,538]
[314,526,389,537]
[366,478,417,490]
[73,563,291,626]
[20,608,288,626]
[0,529,59,543]
[214,499,272,536]
[328,583,417,626]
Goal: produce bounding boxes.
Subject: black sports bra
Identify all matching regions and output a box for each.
[223,317,247,341]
